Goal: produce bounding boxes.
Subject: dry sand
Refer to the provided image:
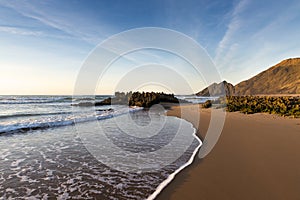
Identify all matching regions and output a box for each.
[157,104,300,200]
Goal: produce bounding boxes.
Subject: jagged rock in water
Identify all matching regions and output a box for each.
[94,91,188,108]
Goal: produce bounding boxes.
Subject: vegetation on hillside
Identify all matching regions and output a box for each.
[202,96,300,118]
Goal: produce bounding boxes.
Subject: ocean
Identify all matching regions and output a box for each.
[176,95,219,104]
[0,95,201,199]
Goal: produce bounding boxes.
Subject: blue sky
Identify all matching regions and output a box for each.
[0,0,300,94]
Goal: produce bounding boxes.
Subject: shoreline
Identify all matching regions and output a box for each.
[147,117,202,200]
[157,104,300,200]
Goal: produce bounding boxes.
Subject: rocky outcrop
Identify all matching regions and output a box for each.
[94,91,187,108]
[196,80,235,96]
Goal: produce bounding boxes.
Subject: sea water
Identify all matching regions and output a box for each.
[0,96,201,199]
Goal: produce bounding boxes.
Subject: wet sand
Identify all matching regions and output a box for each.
[157,104,300,200]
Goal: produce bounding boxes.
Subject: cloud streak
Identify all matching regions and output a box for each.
[214,0,249,68]
[0,25,42,36]
[0,1,111,44]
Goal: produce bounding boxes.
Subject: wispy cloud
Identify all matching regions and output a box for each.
[214,0,249,67]
[0,1,112,44]
[215,0,300,83]
[1,0,300,94]
[0,25,42,36]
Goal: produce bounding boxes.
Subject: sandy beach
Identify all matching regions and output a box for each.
[157,104,300,200]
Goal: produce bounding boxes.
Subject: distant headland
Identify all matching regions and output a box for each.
[196,57,300,96]
[197,58,300,118]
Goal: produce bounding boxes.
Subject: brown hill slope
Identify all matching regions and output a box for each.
[235,58,300,95]
[196,58,300,96]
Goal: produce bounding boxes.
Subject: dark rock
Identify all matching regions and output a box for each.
[202,100,212,108]
[95,98,111,106]
[71,102,95,106]
[96,91,188,108]
[96,108,114,112]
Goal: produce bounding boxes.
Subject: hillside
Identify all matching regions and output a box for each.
[195,80,235,96]
[235,58,300,95]
[196,58,300,96]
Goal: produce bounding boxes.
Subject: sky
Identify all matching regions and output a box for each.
[0,0,300,95]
